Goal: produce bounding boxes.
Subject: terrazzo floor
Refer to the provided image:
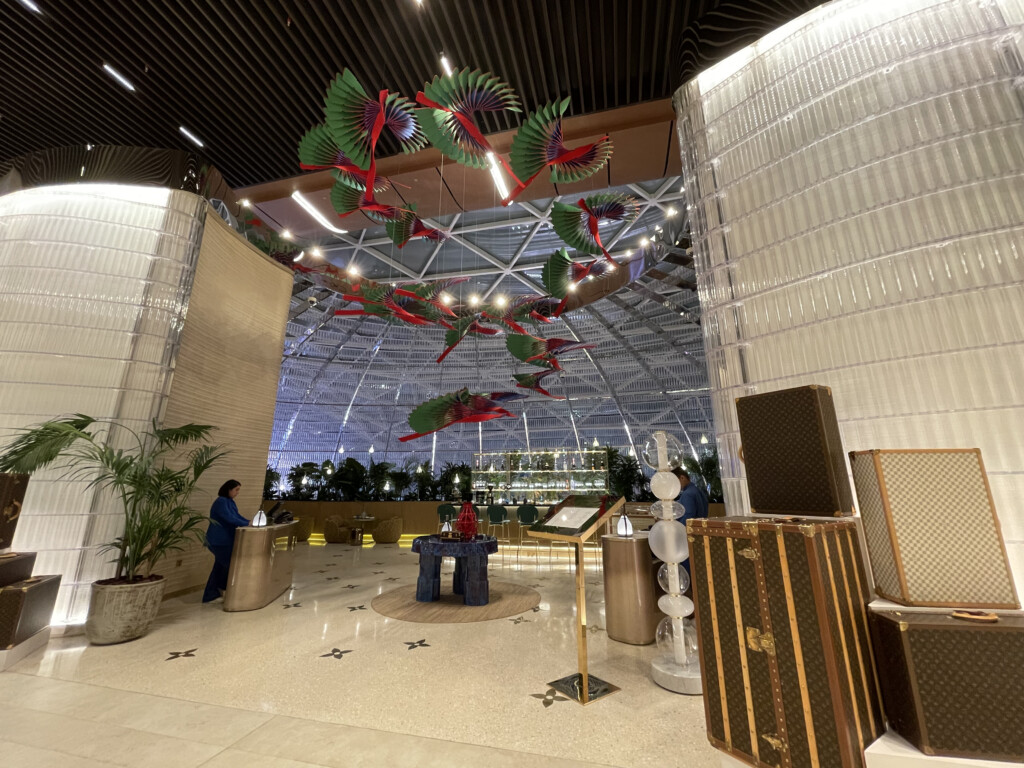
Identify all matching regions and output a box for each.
[2,540,719,767]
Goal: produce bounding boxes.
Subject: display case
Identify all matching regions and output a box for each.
[472,451,609,505]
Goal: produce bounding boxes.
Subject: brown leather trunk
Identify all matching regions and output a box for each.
[0,574,60,649]
[870,609,1024,762]
[736,386,854,517]
[0,473,29,550]
[689,517,881,768]
[0,551,36,587]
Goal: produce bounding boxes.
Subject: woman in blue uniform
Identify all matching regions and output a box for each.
[202,480,250,603]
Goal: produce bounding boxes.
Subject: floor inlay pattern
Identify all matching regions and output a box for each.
[5,541,718,768]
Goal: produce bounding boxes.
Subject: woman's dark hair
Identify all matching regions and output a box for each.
[218,480,241,498]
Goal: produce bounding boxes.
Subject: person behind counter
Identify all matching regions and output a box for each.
[202,480,250,603]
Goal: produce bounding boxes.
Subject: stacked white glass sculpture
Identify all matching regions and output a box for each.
[642,430,702,695]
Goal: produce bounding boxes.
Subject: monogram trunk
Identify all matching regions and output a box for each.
[870,609,1024,762]
[688,517,881,768]
[736,386,855,517]
[0,574,60,649]
[849,449,1019,608]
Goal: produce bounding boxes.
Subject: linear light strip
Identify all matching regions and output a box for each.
[102,63,135,92]
[291,190,347,234]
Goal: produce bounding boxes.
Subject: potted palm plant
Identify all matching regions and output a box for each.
[0,414,225,645]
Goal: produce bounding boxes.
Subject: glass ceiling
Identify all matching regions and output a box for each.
[267,175,710,473]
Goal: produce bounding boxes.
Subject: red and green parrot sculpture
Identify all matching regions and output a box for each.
[399,388,526,441]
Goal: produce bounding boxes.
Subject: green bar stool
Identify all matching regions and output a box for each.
[515,504,540,563]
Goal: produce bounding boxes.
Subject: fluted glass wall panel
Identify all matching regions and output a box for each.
[0,184,205,624]
[675,0,1024,586]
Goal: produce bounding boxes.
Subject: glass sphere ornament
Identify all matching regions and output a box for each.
[650,471,681,500]
[649,519,690,563]
[658,593,694,618]
[650,500,684,520]
[642,432,684,471]
[658,562,691,595]
[655,615,699,659]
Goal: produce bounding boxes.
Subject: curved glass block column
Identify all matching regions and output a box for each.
[0,184,206,624]
[675,0,1024,583]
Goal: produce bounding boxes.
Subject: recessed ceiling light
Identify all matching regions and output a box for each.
[102,64,135,92]
[291,190,347,234]
[666,207,677,217]
[347,264,360,276]
[440,54,454,76]
[495,295,507,307]
[640,237,649,246]
[309,247,322,257]
[281,229,293,240]
[16,0,42,13]
[240,198,251,208]
[567,283,577,292]
[469,295,480,306]
[179,126,204,148]
[440,293,453,305]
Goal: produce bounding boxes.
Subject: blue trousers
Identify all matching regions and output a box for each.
[203,544,233,602]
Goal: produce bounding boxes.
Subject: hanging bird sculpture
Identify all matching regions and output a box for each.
[506,334,596,370]
[513,369,564,399]
[551,193,641,267]
[399,388,526,442]
[505,98,613,204]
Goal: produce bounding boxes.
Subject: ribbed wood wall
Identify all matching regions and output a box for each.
[154,211,292,595]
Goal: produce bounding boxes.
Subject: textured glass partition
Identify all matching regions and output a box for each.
[0,184,206,624]
[675,0,1024,584]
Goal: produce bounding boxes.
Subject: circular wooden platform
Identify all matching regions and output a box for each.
[371,581,540,623]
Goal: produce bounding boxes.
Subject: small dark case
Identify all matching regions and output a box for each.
[0,551,37,587]
[736,385,854,517]
[0,574,60,649]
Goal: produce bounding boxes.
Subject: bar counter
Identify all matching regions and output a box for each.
[224,521,298,611]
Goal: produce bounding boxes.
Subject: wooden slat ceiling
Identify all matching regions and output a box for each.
[1,0,824,189]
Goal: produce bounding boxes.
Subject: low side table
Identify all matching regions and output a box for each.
[411,535,498,606]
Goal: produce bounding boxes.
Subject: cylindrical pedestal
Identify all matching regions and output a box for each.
[602,532,661,645]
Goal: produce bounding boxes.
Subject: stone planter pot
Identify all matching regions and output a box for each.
[85,576,166,645]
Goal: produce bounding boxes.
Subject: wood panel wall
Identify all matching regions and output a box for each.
[154,210,292,596]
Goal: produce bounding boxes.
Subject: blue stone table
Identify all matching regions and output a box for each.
[411,535,499,606]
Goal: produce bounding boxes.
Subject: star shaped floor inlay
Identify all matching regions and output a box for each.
[530,688,569,708]
[384,577,399,582]
[326,576,340,581]
[342,584,359,589]
[319,648,353,659]
[403,639,430,650]
[509,616,532,624]
[348,605,366,612]
[166,649,197,661]
[284,602,302,608]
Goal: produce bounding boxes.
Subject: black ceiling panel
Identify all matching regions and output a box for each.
[0,0,824,187]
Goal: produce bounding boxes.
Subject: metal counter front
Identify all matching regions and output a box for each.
[224,521,298,611]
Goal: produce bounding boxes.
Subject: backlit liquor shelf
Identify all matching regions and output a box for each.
[472,450,609,505]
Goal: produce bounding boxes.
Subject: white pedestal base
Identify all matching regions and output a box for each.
[651,656,702,695]
[0,625,51,671]
[719,733,1021,767]
[866,733,1020,767]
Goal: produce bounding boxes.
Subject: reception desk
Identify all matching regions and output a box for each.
[224,521,298,611]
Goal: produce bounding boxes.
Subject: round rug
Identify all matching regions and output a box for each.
[371,581,540,624]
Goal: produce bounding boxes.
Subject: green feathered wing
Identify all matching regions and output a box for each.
[541,248,573,298]
[506,334,546,364]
